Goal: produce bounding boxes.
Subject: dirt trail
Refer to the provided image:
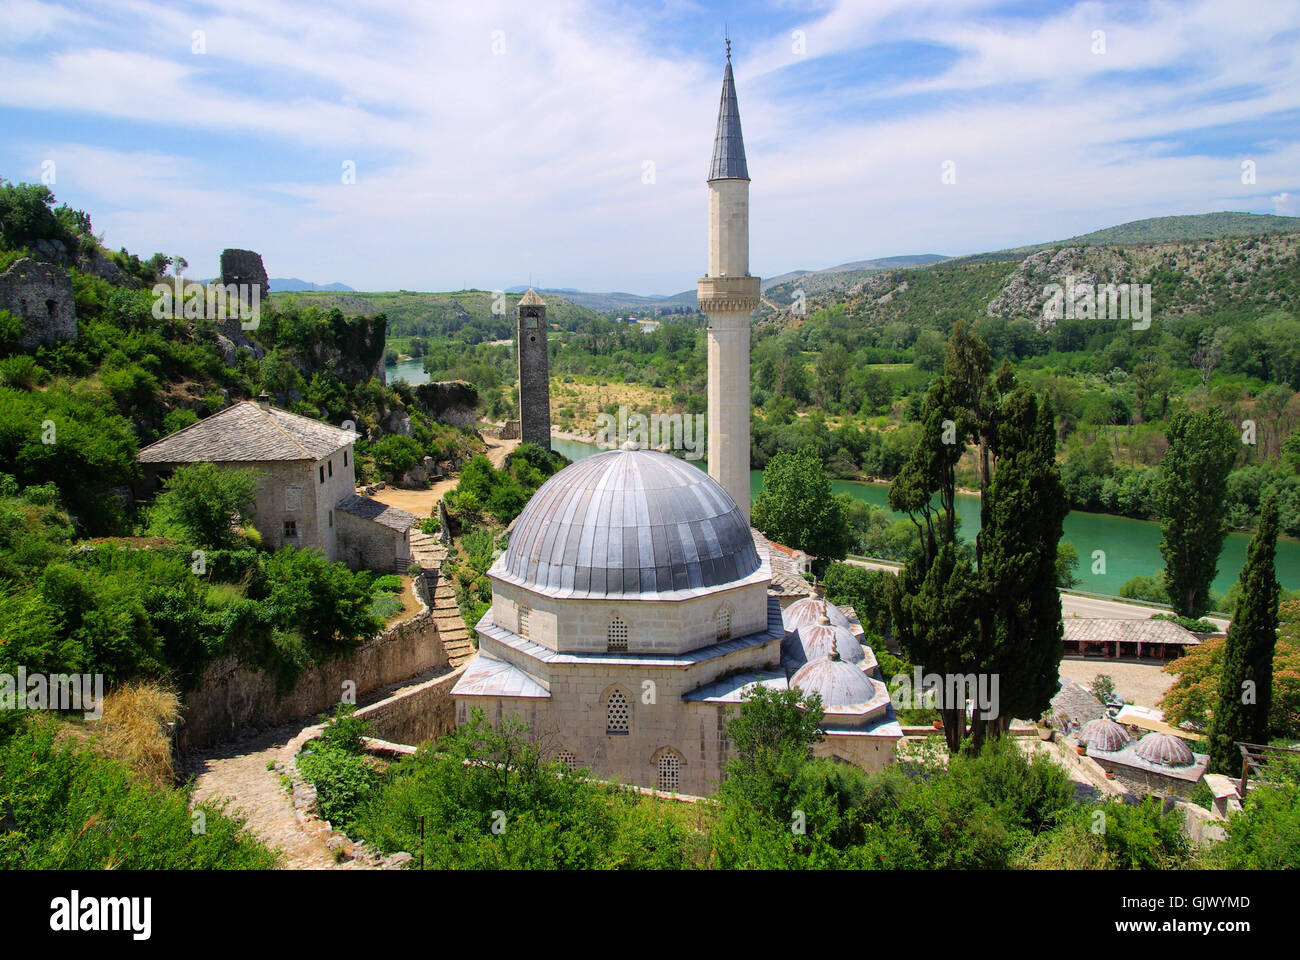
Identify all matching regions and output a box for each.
[368,436,520,517]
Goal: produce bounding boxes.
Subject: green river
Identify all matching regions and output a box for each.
[384,360,1300,599]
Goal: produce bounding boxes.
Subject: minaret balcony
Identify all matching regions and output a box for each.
[697,275,760,314]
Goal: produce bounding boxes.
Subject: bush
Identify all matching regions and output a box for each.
[0,720,279,869]
[149,462,259,550]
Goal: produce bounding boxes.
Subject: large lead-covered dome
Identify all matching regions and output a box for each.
[497,449,761,598]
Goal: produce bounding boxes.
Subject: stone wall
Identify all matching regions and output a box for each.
[353,664,466,745]
[176,607,445,751]
[0,257,76,350]
[337,507,407,572]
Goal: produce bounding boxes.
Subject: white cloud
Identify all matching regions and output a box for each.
[0,0,1296,290]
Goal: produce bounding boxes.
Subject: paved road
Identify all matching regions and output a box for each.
[843,557,1231,631]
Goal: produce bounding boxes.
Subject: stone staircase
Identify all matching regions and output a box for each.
[430,573,476,668]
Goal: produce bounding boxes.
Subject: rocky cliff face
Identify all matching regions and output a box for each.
[414,380,480,429]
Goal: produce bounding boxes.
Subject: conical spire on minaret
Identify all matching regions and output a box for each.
[708,44,749,181]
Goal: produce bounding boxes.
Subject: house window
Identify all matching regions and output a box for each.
[328,460,333,478]
[657,752,680,792]
[283,520,297,538]
[606,690,630,735]
[715,607,731,642]
[607,617,628,652]
[518,604,531,639]
[319,465,325,484]
[556,750,577,772]
[344,450,349,468]
[328,510,333,528]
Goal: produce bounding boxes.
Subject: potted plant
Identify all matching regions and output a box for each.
[1076,742,1087,756]
[1036,712,1054,741]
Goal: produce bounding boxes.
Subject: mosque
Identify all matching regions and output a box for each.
[450,48,902,795]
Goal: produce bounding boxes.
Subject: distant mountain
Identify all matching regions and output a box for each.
[270,278,355,292]
[946,212,1300,266]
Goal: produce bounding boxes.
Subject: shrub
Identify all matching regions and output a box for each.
[0,720,279,869]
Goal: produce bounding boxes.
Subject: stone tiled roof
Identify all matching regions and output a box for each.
[336,494,420,532]
[518,288,545,306]
[1064,617,1200,648]
[1050,677,1106,727]
[138,401,354,464]
[754,529,816,599]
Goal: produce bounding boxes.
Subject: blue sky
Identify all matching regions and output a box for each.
[2,0,1297,293]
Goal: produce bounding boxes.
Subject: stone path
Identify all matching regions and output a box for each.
[180,721,356,870]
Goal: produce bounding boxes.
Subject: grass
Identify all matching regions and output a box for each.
[93,681,181,788]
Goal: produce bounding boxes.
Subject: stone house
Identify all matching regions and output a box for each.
[137,396,419,571]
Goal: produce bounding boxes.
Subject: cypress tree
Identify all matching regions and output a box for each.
[1207,491,1281,775]
[1158,407,1237,617]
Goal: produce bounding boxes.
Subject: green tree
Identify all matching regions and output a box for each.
[150,463,259,550]
[1158,407,1237,617]
[751,447,851,568]
[1207,491,1281,774]
[978,388,1068,739]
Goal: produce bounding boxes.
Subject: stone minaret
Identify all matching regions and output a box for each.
[698,43,759,520]
[517,288,551,451]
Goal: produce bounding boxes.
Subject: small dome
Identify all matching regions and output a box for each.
[499,449,760,597]
[791,657,883,711]
[1132,732,1195,767]
[1079,717,1131,753]
[783,597,854,634]
[782,621,864,669]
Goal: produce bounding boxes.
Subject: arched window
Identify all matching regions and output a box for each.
[518,604,531,639]
[657,751,681,792]
[715,606,732,642]
[607,617,628,652]
[606,690,630,735]
[556,750,577,771]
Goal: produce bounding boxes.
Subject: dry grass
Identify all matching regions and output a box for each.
[94,681,182,788]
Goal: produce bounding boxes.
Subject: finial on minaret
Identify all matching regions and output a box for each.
[725,34,731,61]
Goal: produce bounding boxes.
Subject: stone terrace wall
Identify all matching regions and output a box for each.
[177,607,447,752]
[353,663,467,746]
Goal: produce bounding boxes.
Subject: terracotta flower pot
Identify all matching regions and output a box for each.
[1105,771,1115,780]
[932,719,943,730]
[1076,744,1087,756]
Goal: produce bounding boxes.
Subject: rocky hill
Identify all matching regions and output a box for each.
[763,229,1300,331]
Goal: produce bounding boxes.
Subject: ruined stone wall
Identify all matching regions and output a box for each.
[0,258,76,350]
[177,607,445,751]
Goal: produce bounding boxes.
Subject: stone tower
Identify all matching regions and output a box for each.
[516,288,551,450]
[698,44,759,520]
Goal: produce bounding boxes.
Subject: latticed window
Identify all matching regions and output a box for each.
[518,604,531,639]
[556,750,577,771]
[657,752,680,792]
[607,617,628,652]
[715,607,732,641]
[606,690,630,734]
